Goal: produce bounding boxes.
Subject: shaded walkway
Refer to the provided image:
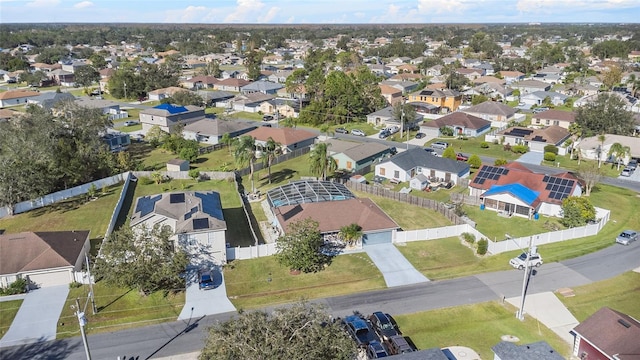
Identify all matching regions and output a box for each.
[364,243,429,287]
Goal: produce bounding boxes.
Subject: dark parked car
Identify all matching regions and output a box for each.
[378,130,391,139]
[628,159,638,170]
[261,122,272,127]
[366,340,389,358]
[424,147,436,155]
[262,115,274,121]
[335,127,349,134]
[415,132,425,139]
[385,335,414,355]
[198,269,216,290]
[342,314,378,348]
[368,312,399,341]
[388,147,397,155]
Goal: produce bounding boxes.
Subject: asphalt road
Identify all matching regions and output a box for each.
[3,240,639,360]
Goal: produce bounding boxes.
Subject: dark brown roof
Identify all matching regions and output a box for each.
[422,112,491,130]
[532,109,576,123]
[0,231,90,275]
[573,307,640,359]
[274,198,399,234]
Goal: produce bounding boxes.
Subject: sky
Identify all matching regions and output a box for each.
[1,0,640,24]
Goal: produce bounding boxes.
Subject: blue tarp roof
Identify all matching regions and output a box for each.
[153,103,188,114]
[483,183,539,206]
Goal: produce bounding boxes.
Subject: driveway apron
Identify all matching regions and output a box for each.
[178,266,236,321]
[516,151,544,165]
[0,285,70,347]
[364,244,429,287]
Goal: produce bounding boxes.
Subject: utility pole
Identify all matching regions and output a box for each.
[75,298,92,360]
[516,236,534,320]
[123,81,127,100]
[85,254,97,315]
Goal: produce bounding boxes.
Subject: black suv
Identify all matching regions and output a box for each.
[368,311,399,341]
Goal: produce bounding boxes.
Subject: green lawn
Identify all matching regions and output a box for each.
[57,284,185,338]
[426,136,521,161]
[541,154,624,178]
[557,271,640,322]
[134,142,236,171]
[395,301,571,359]
[0,183,124,240]
[0,300,23,338]
[224,254,386,309]
[465,205,565,241]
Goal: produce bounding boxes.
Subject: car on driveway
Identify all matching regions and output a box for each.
[351,129,366,136]
[379,130,391,139]
[509,252,543,270]
[431,141,449,150]
[456,153,468,161]
[198,269,216,290]
[424,147,436,155]
[124,121,138,126]
[341,314,378,348]
[262,115,274,121]
[387,125,400,134]
[616,230,637,245]
[368,311,399,341]
[335,127,348,134]
[415,132,425,139]
[627,159,638,170]
[620,167,633,177]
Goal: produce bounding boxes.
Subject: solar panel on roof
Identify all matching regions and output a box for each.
[543,175,549,182]
[545,183,552,190]
[561,179,568,186]
[135,194,162,217]
[170,193,185,204]
[477,178,485,184]
[192,218,209,230]
[196,192,224,220]
[567,180,575,187]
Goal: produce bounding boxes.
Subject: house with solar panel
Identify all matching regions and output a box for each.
[139,103,205,134]
[130,191,227,264]
[469,162,582,218]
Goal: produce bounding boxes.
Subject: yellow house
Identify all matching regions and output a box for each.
[259,100,299,118]
[407,89,462,112]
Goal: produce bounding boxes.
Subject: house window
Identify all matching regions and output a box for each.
[380,168,386,176]
[394,170,400,179]
[346,161,353,169]
[535,118,541,124]
[545,119,550,125]
[553,120,559,126]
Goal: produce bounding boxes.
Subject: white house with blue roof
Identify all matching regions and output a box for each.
[130,191,228,264]
[139,103,205,134]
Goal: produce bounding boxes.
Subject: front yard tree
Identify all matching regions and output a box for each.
[339,223,363,246]
[578,161,602,196]
[234,135,257,193]
[575,93,635,136]
[275,218,330,273]
[200,302,356,360]
[74,65,100,89]
[442,146,457,160]
[561,196,596,228]
[163,90,204,107]
[392,101,416,139]
[309,142,337,181]
[93,225,189,295]
[468,154,482,169]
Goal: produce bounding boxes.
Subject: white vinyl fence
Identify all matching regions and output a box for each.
[226,243,278,261]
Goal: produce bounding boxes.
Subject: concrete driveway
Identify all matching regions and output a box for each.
[364,243,429,287]
[516,151,543,165]
[0,285,70,348]
[177,266,236,321]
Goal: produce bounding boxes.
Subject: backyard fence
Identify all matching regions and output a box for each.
[131,171,235,181]
[226,243,278,261]
[235,146,311,177]
[393,224,483,243]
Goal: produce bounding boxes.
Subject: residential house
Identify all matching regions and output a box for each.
[130,191,227,264]
[574,91,640,113]
[407,101,441,115]
[456,68,484,81]
[474,62,494,76]
[571,307,640,360]
[0,231,91,288]
[30,62,62,73]
[425,65,444,77]
[561,82,599,97]
[510,79,551,95]
[366,106,424,128]
[388,73,423,82]
[215,78,251,92]
[380,80,419,94]
[471,75,505,86]
[331,142,391,173]
[378,84,403,105]
[407,89,462,112]
[0,108,19,121]
[198,90,235,108]
[240,79,284,95]
[182,118,257,145]
[48,69,75,86]
[139,103,205,134]
[221,70,239,79]
[99,68,115,79]
[420,112,491,138]
[492,125,571,154]
[469,162,581,218]
[397,63,418,74]
[577,134,640,164]
[464,83,513,102]
[61,60,88,73]
[531,109,576,129]
[375,147,470,184]
[267,70,294,84]
[499,71,525,84]
[74,98,128,121]
[520,91,568,107]
[492,341,564,360]
[245,127,316,154]
[231,92,275,113]
[27,92,75,111]
[147,87,191,101]
[182,75,219,90]
[258,98,301,118]
[462,101,518,128]
[0,89,41,108]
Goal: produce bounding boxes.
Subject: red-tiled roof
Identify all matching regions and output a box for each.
[422,112,491,130]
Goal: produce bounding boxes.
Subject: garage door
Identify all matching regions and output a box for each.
[363,231,392,246]
[27,270,71,288]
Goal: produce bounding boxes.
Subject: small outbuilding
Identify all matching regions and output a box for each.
[410,173,429,190]
[167,159,189,171]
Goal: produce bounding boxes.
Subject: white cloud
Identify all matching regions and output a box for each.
[516,0,638,12]
[178,5,207,22]
[418,0,470,14]
[224,0,266,23]
[73,1,93,9]
[258,7,280,23]
[26,0,59,8]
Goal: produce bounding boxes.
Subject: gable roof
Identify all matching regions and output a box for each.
[130,191,226,233]
[573,307,640,359]
[463,101,517,117]
[0,89,41,100]
[381,148,470,174]
[241,80,283,92]
[498,125,570,145]
[410,88,461,98]
[147,86,188,96]
[245,127,316,146]
[422,112,491,130]
[0,231,90,275]
[182,118,257,136]
[217,78,251,87]
[492,341,564,360]
[532,109,576,123]
[341,142,389,162]
[186,75,219,85]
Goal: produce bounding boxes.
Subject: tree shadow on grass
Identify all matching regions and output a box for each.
[97,288,133,312]
[260,168,297,187]
[113,178,138,231]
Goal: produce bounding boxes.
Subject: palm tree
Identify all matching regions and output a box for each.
[234,135,257,193]
[339,223,363,247]
[262,137,281,184]
[608,142,631,170]
[597,134,606,168]
[309,142,337,181]
[568,122,583,160]
[220,133,233,154]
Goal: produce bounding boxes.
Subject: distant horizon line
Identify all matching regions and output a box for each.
[2,22,639,26]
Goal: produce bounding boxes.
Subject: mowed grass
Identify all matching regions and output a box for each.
[395,301,571,359]
[426,136,521,161]
[133,142,237,171]
[224,254,386,309]
[0,300,23,338]
[56,284,185,338]
[0,183,124,239]
[465,205,565,241]
[558,271,640,322]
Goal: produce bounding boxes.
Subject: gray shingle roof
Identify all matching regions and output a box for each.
[491,341,564,360]
[463,101,516,117]
[382,148,469,174]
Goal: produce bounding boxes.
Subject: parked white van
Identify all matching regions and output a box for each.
[431,142,449,150]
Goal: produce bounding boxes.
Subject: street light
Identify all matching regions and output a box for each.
[74,298,92,360]
[123,81,127,100]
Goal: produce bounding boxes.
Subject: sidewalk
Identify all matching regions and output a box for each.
[506,291,579,344]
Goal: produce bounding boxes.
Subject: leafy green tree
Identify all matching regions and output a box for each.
[575,93,635,136]
[471,94,489,105]
[200,302,356,360]
[73,65,100,89]
[339,223,363,246]
[89,53,107,69]
[163,90,204,107]
[578,161,602,196]
[146,125,169,147]
[439,126,454,136]
[19,70,48,86]
[392,101,417,139]
[442,147,457,160]
[244,49,264,80]
[285,68,307,99]
[601,65,623,90]
[93,225,189,295]
[234,135,257,193]
[220,132,234,153]
[309,142,337,180]
[275,218,330,273]
[188,169,200,181]
[467,154,482,169]
[560,196,596,228]
[262,137,280,184]
[179,144,199,162]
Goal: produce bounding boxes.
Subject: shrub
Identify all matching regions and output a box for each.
[188,169,201,181]
[544,144,559,155]
[511,145,528,154]
[440,126,454,136]
[461,232,475,244]
[480,141,490,149]
[0,278,29,296]
[494,158,508,166]
[503,143,512,152]
[477,238,488,255]
[544,152,557,162]
[468,154,482,169]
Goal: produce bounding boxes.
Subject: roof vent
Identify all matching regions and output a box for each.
[618,319,631,328]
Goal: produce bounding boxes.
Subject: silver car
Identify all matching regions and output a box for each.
[616,230,637,245]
